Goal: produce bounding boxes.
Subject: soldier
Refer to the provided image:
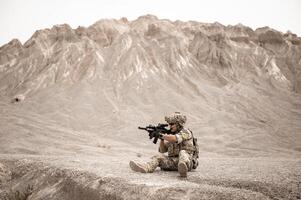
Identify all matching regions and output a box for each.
[129,112,198,177]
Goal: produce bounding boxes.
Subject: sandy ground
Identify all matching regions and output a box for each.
[1,153,300,199]
[0,77,301,199]
[0,95,300,199]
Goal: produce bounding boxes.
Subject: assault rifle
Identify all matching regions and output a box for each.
[138,123,172,144]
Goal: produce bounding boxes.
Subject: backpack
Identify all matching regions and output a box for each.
[189,129,199,169]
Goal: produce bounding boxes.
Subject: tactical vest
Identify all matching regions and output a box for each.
[182,129,199,169]
[167,128,199,169]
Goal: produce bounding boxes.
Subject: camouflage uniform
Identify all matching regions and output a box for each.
[130,112,197,176]
[146,128,195,172]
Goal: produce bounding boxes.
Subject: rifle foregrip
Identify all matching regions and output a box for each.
[153,136,158,144]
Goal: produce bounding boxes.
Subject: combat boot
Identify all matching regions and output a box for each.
[178,161,188,177]
[129,161,149,173]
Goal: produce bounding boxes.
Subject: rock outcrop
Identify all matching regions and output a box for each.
[1,15,301,98]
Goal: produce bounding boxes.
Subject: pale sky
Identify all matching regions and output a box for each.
[0,0,300,46]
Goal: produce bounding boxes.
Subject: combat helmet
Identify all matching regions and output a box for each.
[165,112,187,126]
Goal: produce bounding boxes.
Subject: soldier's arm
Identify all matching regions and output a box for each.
[175,130,192,144]
[162,134,177,143]
[159,139,168,153]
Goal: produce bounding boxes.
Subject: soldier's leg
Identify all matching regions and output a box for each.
[158,156,178,171]
[130,154,179,173]
[130,154,172,173]
[178,150,193,177]
[179,150,192,169]
[147,154,178,172]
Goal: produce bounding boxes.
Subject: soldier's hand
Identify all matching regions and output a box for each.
[162,134,177,143]
[162,134,168,140]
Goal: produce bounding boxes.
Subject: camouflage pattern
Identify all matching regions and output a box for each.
[130,113,198,174]
[145,128,195,172]
[162,128,195,155]
[146,150,193,172]
[165,112,187,126]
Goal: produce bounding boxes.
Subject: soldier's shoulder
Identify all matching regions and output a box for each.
[180,128,192,134]
[179,128,193,138]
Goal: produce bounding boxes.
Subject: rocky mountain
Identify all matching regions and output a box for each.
[0,15,301,199]
[1,14,301,154]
